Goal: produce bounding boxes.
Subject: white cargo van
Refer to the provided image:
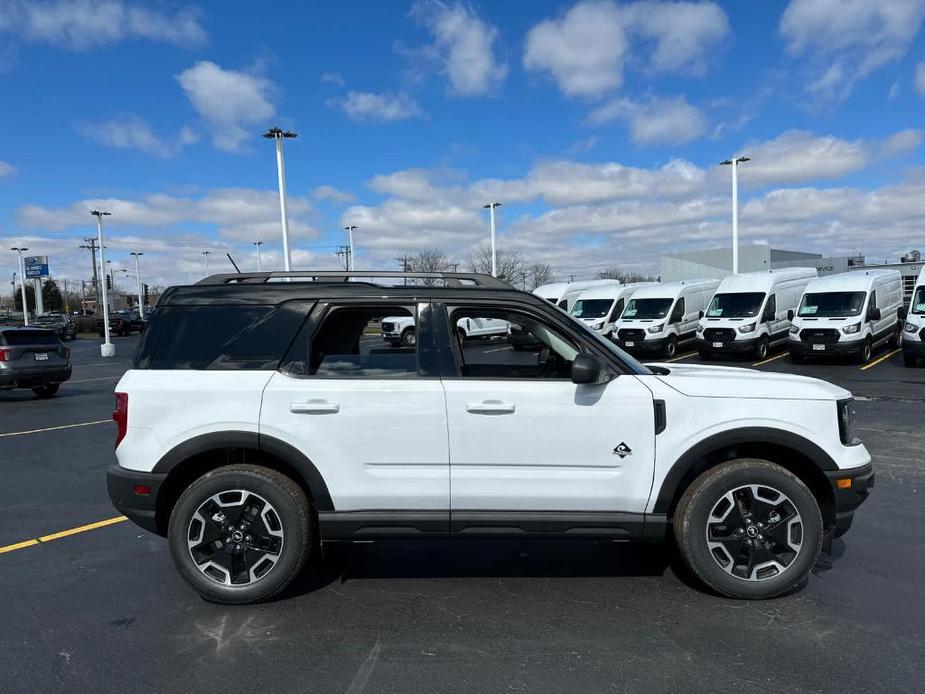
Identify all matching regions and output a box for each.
[557,280,622,312]
[696,268,817,360]
[901,266,925,367]
[613,279,720,358]
[788,269,903,363]
[569,282,657,337]
[532,282,570,306]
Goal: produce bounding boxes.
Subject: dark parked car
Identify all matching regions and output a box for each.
[0,327,71,398]
[33,314,77,340]
[95,310,145,337]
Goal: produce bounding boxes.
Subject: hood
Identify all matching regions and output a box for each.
[647,362,851,401]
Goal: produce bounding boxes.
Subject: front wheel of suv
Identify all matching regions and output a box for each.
[673,459,823,599]
[168,465,312,604]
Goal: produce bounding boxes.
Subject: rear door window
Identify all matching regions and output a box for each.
[309,305,417,378]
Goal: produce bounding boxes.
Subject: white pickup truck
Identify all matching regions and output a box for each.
[381,314,509,347]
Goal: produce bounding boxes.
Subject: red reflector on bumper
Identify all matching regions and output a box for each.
[133,484,151,496]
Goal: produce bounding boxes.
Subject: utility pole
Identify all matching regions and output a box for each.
[396,255,410,286]
[130,252,144,320]
[263,127,298,272]
[201,250,211,276]
[344,226,357,270]
[80,237,101,310]
[91,209,114,357]
[483,202,502,277]
[719,156,750,274]
[336,246,352,271]
[253,241,263,271]
[10,247,29,326]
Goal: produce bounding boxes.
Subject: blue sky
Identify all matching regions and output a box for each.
[1,0,924,288]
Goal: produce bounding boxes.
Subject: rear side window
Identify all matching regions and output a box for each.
[138,302,310,370]
[309,305,417,378]
[0,330,60,346]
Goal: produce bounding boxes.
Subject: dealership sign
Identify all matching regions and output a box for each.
[24,256,49,278]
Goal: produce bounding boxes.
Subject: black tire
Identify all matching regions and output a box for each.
[903,352,918,368]
[400,328,416,347]
[754,336,769,361]
[168,465,312,605]
[663,335,678,358]
[32,384,59,398]
[858,337,873,364]
[674,459,823,599]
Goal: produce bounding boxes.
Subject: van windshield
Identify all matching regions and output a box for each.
[705,292,765,318]
[912,287,925,315]
[571,299,613,319]
[623,298,673,319]
[798,292,866,317]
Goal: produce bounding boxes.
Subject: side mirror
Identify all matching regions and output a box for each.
[867,307,881,321]
[899,306,908,320]
[787,309,795,322]
[571,353,604,385]
[698,310,704,319]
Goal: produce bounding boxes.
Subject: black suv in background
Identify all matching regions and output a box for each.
[33,314,77,340]
[95,310,145,337]
[0,327,71,397]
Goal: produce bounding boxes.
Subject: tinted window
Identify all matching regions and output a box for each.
[706,292,765,318]
[310,305,417,378]
[670,298,685,322]
[142,303,309,370]
[912,287,925,315]
[1,330,60,346]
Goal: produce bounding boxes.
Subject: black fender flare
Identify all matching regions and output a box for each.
[652,427,837,514]
[153,430,334,511]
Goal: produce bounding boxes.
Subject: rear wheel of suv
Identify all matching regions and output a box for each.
[401,327,416,347]
[674,459,822,599]
[32,384,59,398]
[168,465,312,605]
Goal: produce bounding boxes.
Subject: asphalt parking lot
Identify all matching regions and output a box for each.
[1,334,922,694]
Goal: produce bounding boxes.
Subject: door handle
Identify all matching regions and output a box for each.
[289,399,340,414]
[465,401,515,415]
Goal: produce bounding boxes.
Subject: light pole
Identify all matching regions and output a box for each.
[483,202,502,277]
[10,247,29,326]
[91,210,114,357]
[201,250,211,276]
[719,156,750,274]
[130,252,144,319]
[263,127,297,272]
[253,241,263,271]
[344,226,357,270]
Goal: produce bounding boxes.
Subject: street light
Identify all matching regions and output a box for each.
[482,202,502,277]
[201,250,211,276]
[252,241,263,271]
[263,127,298,272]
[719,156,750,274]
[90,210,114,357]
[344,226,357,271]
[10,247,29,326]
[129,252,144,319]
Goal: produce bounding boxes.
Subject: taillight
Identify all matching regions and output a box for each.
[0,348,8,362]
[113,392,128,448]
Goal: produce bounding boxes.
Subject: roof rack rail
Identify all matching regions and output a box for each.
[195,270,511,288]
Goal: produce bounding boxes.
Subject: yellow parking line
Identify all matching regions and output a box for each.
[0,420,111,438]
[0,516,127,555]
[666,352,697,362]
[860,348,901,371]
[753,351,789,366]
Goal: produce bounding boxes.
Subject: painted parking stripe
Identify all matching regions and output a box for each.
[0,419,111,438]
[0,516,127,555]
[753,352,789,366]
[69,376,121,384]
[666,352,697,362]
[860,348,901,371]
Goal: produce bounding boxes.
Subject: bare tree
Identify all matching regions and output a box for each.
[466,244,527,285]
[527,263,553,290]
[399,249,460,286]
[597,267,656,283]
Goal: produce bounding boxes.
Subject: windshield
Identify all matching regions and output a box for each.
[623,298,673,320]
[798,291,866,317]
[912,287,925,315]
[705,292,765,318]
[570,299,613,319]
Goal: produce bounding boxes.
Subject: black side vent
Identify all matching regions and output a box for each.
[654,400,667,435]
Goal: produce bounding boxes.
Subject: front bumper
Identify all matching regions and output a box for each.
[614,336,668,352]
[0,365,71,389]
[695,336,761,353]
[901,339,925,359]
[826,462,874,538]
[788,339,864,356]
[106,464,167,535]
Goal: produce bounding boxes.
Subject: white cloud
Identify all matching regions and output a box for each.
[0,0,206,50]
[312,185,354,203]
[409,0,507,96]
[523,0,627,98]
[333,91,423,122]
[320,71,346,87]
[0,160,17,178]
[588,95,706,145]
[879,129,923,158]
[75,115,196,158]
[916,62,925,96]
[780,0,925,103]
[176,61,276,152]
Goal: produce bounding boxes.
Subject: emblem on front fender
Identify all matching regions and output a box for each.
[613,442,632,458]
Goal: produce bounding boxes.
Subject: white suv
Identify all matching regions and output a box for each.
[107,271,873,604]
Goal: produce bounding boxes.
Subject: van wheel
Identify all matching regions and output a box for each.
[858,338,873,364]
[903,352,918,368]
[664,335,677,358]
[401,328,416,347]
[168,465,312,605]
[754,337,769,361]
[674,459,822,599]
[32,384,59,398]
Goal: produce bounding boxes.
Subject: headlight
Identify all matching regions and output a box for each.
[789,325,800,334]
[648,324,664,334]
[837,399,860,446]
[906,322,917,333]
[842,323,860,334]
[696,324,704,333]
[738,323,756,333]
